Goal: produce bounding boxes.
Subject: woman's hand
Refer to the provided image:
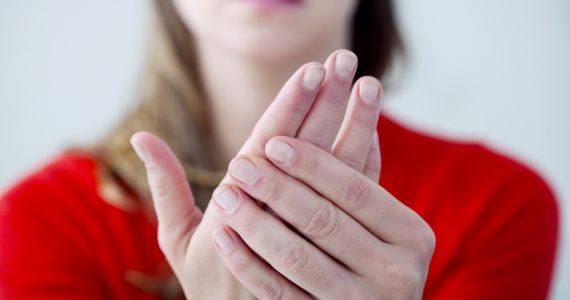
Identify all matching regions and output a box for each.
[211,135,435,299]
[131,49,433,299]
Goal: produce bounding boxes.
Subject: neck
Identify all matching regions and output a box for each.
[196,35,349,168]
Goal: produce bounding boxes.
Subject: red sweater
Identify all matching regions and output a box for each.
[0,116,559,299]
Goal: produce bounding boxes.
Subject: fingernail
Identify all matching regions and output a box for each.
[230,158,260,186]
[335,51,357,80]
[214,186,239,213]
[213,229,234,254]
[130,139,151,167]
[360,79,380,105]
[303,65,326,90]
[266,139,294,165]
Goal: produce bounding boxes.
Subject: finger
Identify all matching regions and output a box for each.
[265,136,431,248]
[130,132,203,260]
[211,185,358,298]
[212,62,326,193]
[240,62,326,157]
[362,131,381,182]
[211,226,312,300]
[332,77,383,172]
[296,49,358,151]
[227,153,387,272]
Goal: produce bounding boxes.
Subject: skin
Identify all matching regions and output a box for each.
[173,0,358,165]
[131,0,435,298]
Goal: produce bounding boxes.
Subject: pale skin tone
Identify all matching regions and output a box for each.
[130,0,435,298]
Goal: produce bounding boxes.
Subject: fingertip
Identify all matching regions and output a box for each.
[357,77,381,105]
[267,135,293,144]
[302,63,326,91]
[302,61,324,70]
[129,131,145,146]
[265,135,296,152]
[326,49,356,61]
[291,61,324,85]
[130,131,152,166]
[130,131,166,151]
[212,226,236,255]
[130,131,173,168]
[131,132,189,189]
[265,137,296,166]
[323,49,352,69]
[326,49,358,81]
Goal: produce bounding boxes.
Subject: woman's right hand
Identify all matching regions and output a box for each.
[131,49,384,299]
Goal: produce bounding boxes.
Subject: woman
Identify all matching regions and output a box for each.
[0,0,558,299]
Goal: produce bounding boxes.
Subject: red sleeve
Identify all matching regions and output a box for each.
[0,172,105,299]
[427,161,559,299]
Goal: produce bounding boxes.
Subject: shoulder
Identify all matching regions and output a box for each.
[0,152,149,290]
[0,153,105,287]
[2,152,98,199]
[0,151,142,261]
[0,152,109,249]
[1,151,139,218]
[0,152,108,225]
[1,152,99,215]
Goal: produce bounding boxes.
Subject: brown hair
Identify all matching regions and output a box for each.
[94,0,403,210]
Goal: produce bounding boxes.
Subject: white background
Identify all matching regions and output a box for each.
[1,1,568,298]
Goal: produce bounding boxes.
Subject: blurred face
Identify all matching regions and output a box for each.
[173,0,359,63]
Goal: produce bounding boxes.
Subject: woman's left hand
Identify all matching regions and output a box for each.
[211,134,436,299]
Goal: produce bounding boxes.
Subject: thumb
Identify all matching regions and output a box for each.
[130,131,203,261]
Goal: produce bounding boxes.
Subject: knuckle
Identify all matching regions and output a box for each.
[404,218,436,264]
[334,280,361,300]
[258,280,285,300]
[339,175,371,211]
[413,224,436,263]
[298,149,320,179]
[353,113,378,131]
[366,249,392,273]
[365,163,381,177]
[241,209,263,236]
[337,152,364,170]
[385,265,421,299]
[335,288,358,300]
[229,251,253,276]
[263,175,286,204]
[421,226,436,255]
[279,242,310,276]
[303,205,341,241]
[150,177,188,202]
[323,86,349,104]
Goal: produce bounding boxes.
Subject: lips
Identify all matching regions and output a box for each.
[243,0,302,4]
[239,0,304,11]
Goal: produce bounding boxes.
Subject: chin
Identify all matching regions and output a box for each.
[220,16,345,66]
[226,31,315,64]
[176,0,355,65]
